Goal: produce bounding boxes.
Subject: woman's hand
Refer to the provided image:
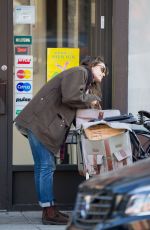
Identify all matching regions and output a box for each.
[91,100,98,107]
[90,100,102,109]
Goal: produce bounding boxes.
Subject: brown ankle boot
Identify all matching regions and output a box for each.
[54,206,70,218]
[42,206,69,225]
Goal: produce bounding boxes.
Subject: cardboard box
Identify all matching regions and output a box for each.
[76,109,120,129]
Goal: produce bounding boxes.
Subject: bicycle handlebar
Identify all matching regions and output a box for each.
[138,110,150,119]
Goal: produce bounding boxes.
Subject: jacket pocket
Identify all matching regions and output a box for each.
[48,113,69,147]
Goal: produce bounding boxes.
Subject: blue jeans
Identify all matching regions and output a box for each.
[27,130,56,207]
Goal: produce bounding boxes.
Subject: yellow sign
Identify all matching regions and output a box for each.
[47,48,79,81]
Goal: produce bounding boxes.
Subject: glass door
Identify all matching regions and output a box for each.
[13,0,97,166]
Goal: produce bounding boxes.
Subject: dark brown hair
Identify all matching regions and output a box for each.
[80,56,109,75]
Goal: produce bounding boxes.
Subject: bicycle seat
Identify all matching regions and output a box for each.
[104,114,137,123]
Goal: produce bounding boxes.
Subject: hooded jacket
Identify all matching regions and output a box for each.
[14,66,101,155]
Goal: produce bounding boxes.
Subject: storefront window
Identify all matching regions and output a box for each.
[46,0,91,59]
[13,0,95,165]
[128,0,150,116]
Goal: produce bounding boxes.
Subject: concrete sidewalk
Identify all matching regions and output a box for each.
[0,211,71,230]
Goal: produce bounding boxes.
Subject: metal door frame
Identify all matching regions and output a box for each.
[91,0,129,113]
[112,0,129,113]
[90,0,112,109]
[0,0,13,210]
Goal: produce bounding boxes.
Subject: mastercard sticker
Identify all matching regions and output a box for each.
[15,68,33,80]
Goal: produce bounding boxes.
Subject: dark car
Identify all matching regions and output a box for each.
[95,217,150,230]
[66,158,150,230]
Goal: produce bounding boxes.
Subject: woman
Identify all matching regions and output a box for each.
[14,56,108,225]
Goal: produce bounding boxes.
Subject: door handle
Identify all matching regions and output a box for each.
[1,65,7,71]
[0,82,6,115]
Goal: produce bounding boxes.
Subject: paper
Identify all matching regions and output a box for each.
[14,6,35,24]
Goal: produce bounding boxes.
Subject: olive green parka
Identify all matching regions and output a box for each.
[14,66,101,154]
